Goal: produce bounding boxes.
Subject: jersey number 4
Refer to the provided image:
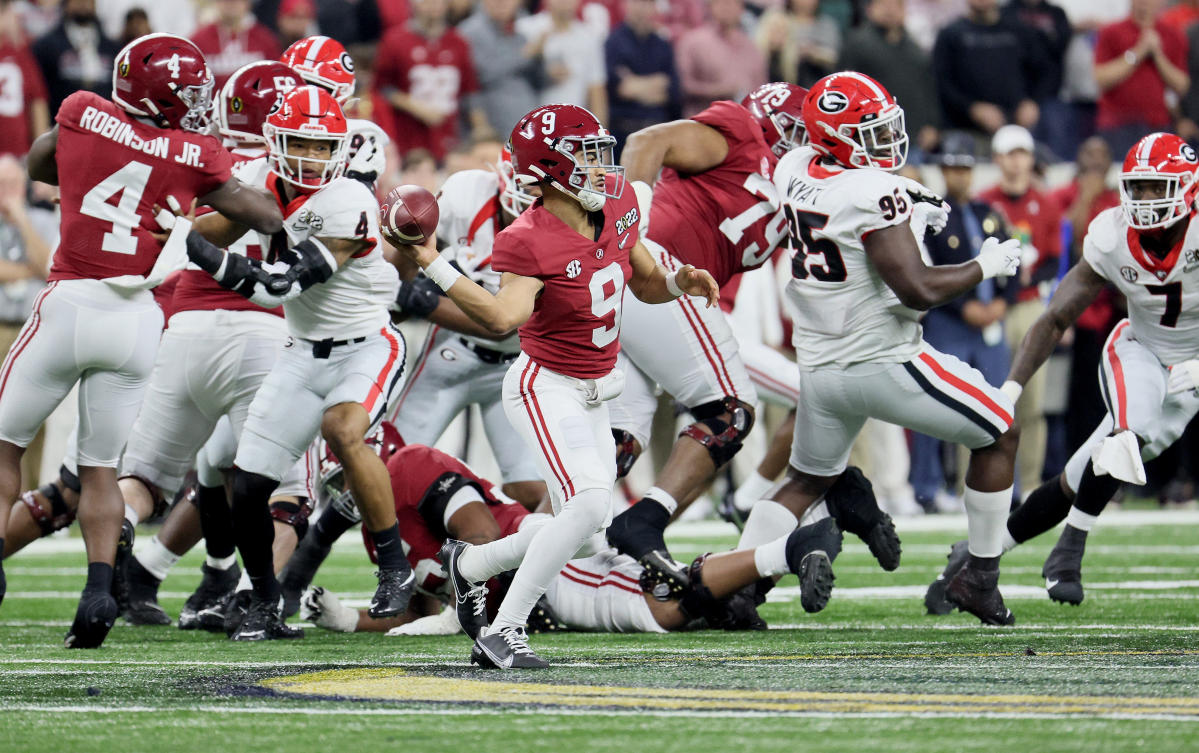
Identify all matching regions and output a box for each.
[784,206,847,282]
[80,162,153,255]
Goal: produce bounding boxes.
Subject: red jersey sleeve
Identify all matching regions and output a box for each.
[491,228,542,278]
[195,141,235,196]
[1093,23,1121,64]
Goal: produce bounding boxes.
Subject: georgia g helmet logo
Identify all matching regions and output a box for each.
[1182,144,1198,163]
[339,51,355,74]
[817,90,849,114]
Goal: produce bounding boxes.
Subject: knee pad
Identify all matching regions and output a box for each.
[118,473,169,518]
[22,485,76,537]
[270,498,314,540]
[679,397,756,468]
[58,464,81,494]
[612,429,639,480]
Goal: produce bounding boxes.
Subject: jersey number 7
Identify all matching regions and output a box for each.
[784,206,847,282]
[1147,282,1181,327]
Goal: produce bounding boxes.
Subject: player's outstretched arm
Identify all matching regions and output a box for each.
[1007,260,1106,389]
[621,120,729,184]
[394,235,541,335]
[864,224,1020,310]
[26,126,58,185]
[198,179,284,235]
[393,275,517,340]
[627,239,719,306]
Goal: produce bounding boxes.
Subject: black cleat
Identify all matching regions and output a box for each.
[280,534,332,618]
[471,626,549,669]
[924,539,969,615]
[438,540,488,640]
[946,564,1015,626]
[65,591,118,648]
[637,550,691,600]
[112,520,135,616]
[368,565,415,618]
[824,467,901,571]
[1043,525,1087,605]
[179,563,240,630]
[606,501,670,561]
[222,590,252,637]
[785,518,841,613]
[526,595,568,633]
[124,558,170,626]
[230,594,303,641]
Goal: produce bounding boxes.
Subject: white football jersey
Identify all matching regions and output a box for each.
[1083,206,1199,366]
[346,117,390,176]
[774,147,923,368]
[436,169,520,353]
[236,158,399,340]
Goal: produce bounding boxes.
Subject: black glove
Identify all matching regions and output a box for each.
[395,276,443,318]
[185,230,225,275]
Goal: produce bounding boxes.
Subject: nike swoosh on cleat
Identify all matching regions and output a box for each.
[1046,579,1059,590]
[239,630,265,639]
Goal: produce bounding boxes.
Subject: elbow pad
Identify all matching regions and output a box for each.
[281,238,338,291]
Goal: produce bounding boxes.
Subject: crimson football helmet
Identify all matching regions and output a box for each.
[497,145,536,217]
[264,86,349,189]
[216,61,301,143]
[742,82,808,158]
[281,35,356,105]
[111,33,215,133]
[509,104,624,212]
[1119,132,1199,231]
[316,422,405,509]
[802,72,907,170]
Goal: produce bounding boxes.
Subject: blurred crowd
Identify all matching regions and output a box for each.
[0,0,1196,511]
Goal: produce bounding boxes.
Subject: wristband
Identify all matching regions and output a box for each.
[1000,380,1023,405]
[665,270,684,299]
[424,255,462,292]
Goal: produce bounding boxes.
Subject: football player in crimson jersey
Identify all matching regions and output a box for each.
[768,71,1026,626]
[601,82,820,588]
[927,133,1199,611]
[0,34,282,648]
[394,104,719,668]
[299,437,841,636]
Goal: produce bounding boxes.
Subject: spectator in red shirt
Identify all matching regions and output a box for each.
[674,0,766,116]
[977,124,1062,497]
[1093,0,1190,156]
[373,0,489,162]
[0,0,48,158]
[191,0,281,89]
[276,0,317,50]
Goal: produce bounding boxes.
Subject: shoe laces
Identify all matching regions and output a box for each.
[496,626,535,656]
[461,583,488,618]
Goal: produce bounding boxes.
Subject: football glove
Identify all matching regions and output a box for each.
[973,237,1022,280]
[1168,360,1199,395]
[394,276,442,318]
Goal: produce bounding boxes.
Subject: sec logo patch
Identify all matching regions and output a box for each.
[566,260,582,278]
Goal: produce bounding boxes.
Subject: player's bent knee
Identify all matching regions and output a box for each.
[321,408,370,456]
[561,487,612,533]
[679,397,756,468]
[21,484,76,536]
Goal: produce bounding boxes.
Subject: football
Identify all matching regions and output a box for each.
[380,184,439,245]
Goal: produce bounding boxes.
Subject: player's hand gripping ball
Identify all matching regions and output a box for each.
[380,185,439,246]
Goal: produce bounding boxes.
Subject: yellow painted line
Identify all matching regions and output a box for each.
[259,669,1199,717]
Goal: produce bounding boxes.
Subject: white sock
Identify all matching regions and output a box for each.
[235,568,251,593]
[136,536,181,581]
[457,514,551,584]
[733,471,775,513]
[798,499,830,527]
[206,554,237,570]
[1065,507,1098,532]
[753,534,791,578]
[492,488,610,630]
[963,486,1012,558]
[643,486,678,515]
[1001,530,1018,553]
[737,499,798,550]
[123,504,140,527]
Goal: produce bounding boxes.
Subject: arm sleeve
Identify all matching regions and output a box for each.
[194,140,235,195]
[304,179,379,243]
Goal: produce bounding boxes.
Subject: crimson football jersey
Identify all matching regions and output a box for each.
[369,444,529,594]
[0,41,47,157]
[648,100,785,287]
[50,92,233,283]
[492,175,639,379]
[170,147,281,319]
[373,26,478,161]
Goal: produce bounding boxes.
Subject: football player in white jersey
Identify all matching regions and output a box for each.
[762,72,1025,625]
[177,86,409,640]
[926,132,1199,610]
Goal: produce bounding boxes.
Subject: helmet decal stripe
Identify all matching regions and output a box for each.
[305,36,328,66]
[842,71,888,102]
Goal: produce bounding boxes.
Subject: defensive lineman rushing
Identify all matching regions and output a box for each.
[927,132,1199,610]
[395,104,720,668]
[179,85,410,640]
[762,72,1026,625]
[0,34,283,647]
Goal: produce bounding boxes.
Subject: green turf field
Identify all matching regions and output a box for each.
[2,511,1198,753]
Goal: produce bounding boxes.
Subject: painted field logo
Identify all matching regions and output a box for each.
[258,668,1199,718]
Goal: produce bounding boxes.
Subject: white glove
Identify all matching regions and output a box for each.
[973,237,1022,280]
[345,132,386,180]
[1000,380,1023,405]
[386,605,463,636]
[1168,360,1199,395]
[1090,431,1147,485]
[899,176,950,235]
[631,180,653,236]
[300,586,358,633]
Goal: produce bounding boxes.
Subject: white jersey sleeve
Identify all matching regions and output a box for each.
[776,148,923,368]
[296,177,379,242]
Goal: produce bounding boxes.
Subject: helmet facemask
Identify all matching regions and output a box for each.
[265,129,347,189]
[1120,172,1193,230]
[845,105,907,170]
[498,150,536,217]
[173,78,216,133]
[769,110,807,157]
[557,134,624,212]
